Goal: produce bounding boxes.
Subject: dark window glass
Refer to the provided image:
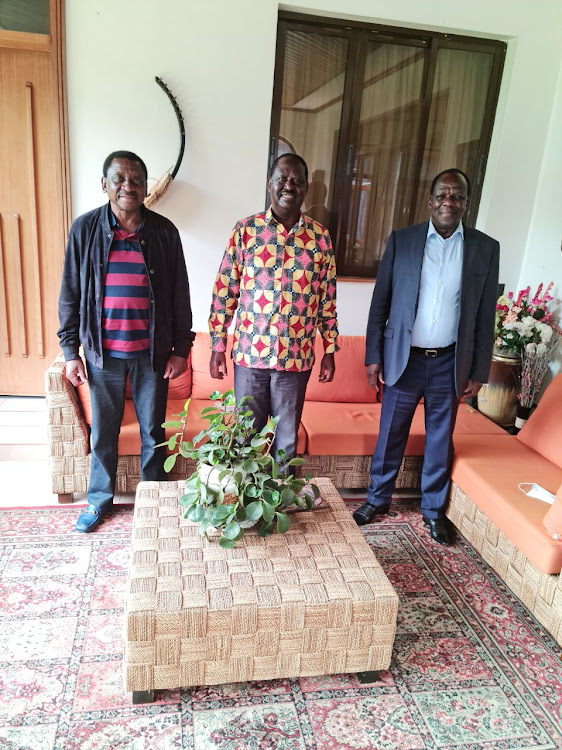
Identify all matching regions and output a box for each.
[270,15,505,277]
[0,0,50,34]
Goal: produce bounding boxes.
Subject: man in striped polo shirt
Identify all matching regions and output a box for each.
[58,151,194,532]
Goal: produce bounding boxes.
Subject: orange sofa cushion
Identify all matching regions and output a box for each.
[305,335,376,403]
[191,332,235,399]
[452,434,562,574]
[543,484,562,540]
[300,402,504,456]
[516,374,562,470]
[77,356,192,424]
[117,398,307,457]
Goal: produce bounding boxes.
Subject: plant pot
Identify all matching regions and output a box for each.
[198,463,238,504]
[477,348,521,429]
[197,463,258,530]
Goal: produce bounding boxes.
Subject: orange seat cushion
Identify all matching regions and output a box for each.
[300,402,504,456]
[305,335,376,403]
[77,356,192,424]
[543,484,562,540]
[452,434,562,574]
[191,332,235,399]
[516,374,562,470]
[117,398,307,457]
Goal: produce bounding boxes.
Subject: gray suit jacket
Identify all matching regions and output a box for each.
[366,221,500,397]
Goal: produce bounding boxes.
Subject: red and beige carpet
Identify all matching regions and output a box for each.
[0,499,560,749]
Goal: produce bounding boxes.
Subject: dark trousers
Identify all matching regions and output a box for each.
[233,364,311,464]
[86,354,169,509]
[367,349,459,519]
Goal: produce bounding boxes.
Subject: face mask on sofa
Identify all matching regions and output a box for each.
[518,483,555,504]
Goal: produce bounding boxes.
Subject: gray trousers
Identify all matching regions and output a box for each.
[233,364,311,464]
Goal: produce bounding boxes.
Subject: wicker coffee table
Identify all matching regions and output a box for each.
[124,477,398,702]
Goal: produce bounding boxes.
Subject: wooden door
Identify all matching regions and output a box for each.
[0,1,69,395]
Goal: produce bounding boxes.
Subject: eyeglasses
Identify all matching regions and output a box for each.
[432,192,467,204]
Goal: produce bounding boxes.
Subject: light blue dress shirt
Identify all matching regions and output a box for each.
[411,220,463,348]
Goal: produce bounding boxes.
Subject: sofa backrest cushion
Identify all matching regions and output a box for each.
[191,332,235,398]
[305,335,376,403]
[543,483,562,540]
[517,374,562,470]
[124,365,192,400]
[77,352,193,426]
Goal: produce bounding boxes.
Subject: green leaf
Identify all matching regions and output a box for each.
[245,485,259,498]
[209,390,222,400]
[200,406,219,415]
[276,512,291,533]
[245,501,263,521]
[287,457,304,466]
[185,504,205,522]
[281,488,296,506]
[262,502,275,523]
[263,489,280,506]
[178,491,199,507]
[250,436,268,448]
[179,444,196,459]
[219,536,237,549]
[258,521,274,537]
[198,518,213,535]
[163,453,178,473]
[243,459,259,474]
[168,434,178,450]
[310,483,320,499]
[162,420,182,429]
[223,521,241,540]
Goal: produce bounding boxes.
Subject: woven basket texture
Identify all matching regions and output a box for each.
[447,482,562,646]
[124,477,399,691]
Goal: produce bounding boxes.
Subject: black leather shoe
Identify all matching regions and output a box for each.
[353,503,390,526]
[423,516,451,546]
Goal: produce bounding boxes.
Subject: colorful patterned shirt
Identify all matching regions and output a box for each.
[209,208,338,371]
[102,213,149,358]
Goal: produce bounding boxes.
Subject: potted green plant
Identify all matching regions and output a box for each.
[162,390,319,548]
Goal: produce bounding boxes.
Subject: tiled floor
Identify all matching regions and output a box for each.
[0,396,133,508]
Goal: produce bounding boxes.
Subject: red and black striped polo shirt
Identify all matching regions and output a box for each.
[102,215,149,358]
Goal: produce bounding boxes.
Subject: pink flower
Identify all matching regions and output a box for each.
[508,291,513,299]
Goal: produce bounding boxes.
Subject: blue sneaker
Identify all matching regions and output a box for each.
[75,504,109,533]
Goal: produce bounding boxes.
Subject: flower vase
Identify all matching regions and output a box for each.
[514,404,532,433]
[477,348,522,429]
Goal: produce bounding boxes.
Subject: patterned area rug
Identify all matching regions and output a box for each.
[0,499,561,750]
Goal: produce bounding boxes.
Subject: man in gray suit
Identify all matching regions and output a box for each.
[354,169,499,545]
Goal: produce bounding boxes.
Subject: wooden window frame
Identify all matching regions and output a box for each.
[269,11,506,279]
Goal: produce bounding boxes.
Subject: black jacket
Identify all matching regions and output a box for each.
[58,203,194,370]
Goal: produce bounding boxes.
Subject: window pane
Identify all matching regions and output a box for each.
[412,47,494,222]
[342,42,426,274]
[278,30,348,229]
[0,0,49,34]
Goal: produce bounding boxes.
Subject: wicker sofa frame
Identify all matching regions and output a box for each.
[45,356,422,501]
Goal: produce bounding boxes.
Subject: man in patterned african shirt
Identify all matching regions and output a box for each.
[209,153,338,465]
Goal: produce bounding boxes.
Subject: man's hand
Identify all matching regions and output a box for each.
[164,354,187,380]
[319,353,335,383]
[210,351,228,379]
[366,363,384,395]
[463,379,482,398]
[65,358,87,387]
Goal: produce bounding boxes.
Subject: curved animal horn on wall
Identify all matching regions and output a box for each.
[145,77,186,208]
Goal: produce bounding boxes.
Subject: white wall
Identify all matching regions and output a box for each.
[65,0,562,336]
